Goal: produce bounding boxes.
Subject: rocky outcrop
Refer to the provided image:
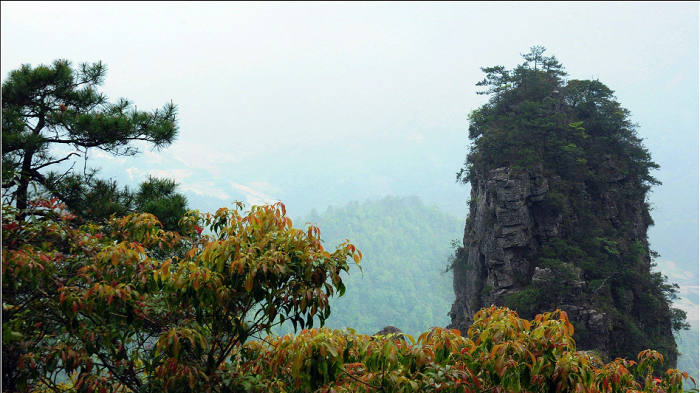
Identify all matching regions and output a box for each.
[374,326,403,336]
[449,52,679,368]
[449,167,562,329]
[374,326,407,342]
[447,166,676,365]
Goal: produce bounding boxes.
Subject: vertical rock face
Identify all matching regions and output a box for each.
[449,168,548,331]
[448,165,676,365]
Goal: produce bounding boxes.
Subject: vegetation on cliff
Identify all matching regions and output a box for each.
[454,47,687,367]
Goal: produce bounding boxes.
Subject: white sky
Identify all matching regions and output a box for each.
[2,2,698,281]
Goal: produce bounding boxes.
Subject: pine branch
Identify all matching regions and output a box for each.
[33,152,80,171]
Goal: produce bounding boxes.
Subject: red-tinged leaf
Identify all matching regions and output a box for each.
[470,370,481,388]
[59,291,66,304]
[490,344,501,358]
[245,275,253,292]
[189,373,195,389]
[107,294,114,306]
[111,253,119,266]
[450,329,461,336]
[353,254,359,264]
[71,302,78,314]
[193,277,200,291]
[161,259,171,275]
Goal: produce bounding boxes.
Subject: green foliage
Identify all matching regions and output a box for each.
[505,287,544,318]
[458,47,659,190]
[1,59,181,221]
[135,176,189,231]
[44,169,189,231]
[48,168,135,220]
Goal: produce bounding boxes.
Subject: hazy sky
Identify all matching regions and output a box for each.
[2,2,698,282]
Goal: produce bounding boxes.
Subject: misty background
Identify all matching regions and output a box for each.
[2,1,697,347]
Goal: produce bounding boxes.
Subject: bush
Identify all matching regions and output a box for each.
[229,307,696,392]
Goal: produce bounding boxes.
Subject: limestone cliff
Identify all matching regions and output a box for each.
[448,167,614,355]
[449,163,678,365]
[449,48,681,367]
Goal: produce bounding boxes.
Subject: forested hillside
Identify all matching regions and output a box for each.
[274,195,463,338]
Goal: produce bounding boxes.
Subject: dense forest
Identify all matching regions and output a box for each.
[273,195,463,338]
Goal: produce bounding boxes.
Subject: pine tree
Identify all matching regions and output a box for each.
[2,59,186,225]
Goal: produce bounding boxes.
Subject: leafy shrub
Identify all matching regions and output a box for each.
[227,307,696,392]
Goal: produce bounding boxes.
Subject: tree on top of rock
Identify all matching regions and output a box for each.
[453,46,684,368]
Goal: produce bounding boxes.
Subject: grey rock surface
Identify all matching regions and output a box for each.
[447,167,634,360]
[374,326,403,336]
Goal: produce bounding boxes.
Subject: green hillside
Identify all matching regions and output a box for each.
[273,195,463,338]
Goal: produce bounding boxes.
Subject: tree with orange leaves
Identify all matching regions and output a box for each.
[2,200,361,392]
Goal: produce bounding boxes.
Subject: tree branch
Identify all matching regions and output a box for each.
[33,152,81,171]
[339,367,385,391]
